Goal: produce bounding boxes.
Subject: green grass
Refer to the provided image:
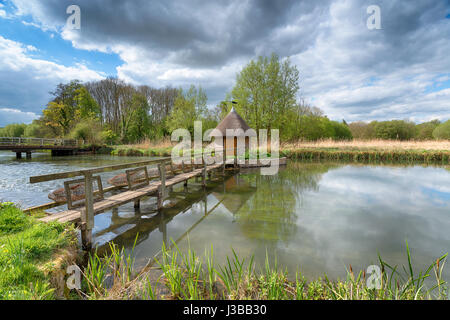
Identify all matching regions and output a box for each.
[108,146,172,157]
[0,202,75,299]
[82,240,448,300]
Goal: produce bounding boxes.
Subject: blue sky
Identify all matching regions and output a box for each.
[0,12,121,76]
[0,0,449,127]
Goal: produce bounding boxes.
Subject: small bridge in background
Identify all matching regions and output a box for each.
[0,137,82,159]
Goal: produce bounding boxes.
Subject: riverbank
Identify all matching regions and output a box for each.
[97,139,450,163]
[1,203,448,300]
[281,139,450,163]
[83,242,448,300]
[0,202,78,299]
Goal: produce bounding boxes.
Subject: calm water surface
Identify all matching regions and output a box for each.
[1,151,449,283]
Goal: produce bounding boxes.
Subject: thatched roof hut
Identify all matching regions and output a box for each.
[215,107,251,136]
[212,107,254,158]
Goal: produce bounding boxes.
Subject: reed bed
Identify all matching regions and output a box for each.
[105,138,450,164]
[282,139,450,151]
[80,240,449,300]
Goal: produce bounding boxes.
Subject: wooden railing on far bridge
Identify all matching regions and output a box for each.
[0,137,82,147]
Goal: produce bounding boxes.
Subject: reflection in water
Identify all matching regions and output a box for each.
[95,161,450,286]
[1,150,449,285]
[235,163,335,245]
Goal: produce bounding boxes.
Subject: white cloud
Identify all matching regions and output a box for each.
[0,35,104,119]
[0,108,39,126]
[4,0,450,123]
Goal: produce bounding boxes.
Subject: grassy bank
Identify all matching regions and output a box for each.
[0,202,77,299]
[98,139,450,164]
[1,204,447,301]
[80,241,448,300]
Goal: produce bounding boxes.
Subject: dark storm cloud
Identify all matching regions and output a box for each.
[4,0,450,123]
[14,0,332,66]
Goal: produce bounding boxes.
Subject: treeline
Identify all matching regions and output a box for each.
[1,53,449,143]
[348,119,450,140]
[0,79,220,145]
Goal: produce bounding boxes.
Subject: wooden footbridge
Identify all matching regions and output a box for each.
[28,150,232,249]
[0,137,82,158]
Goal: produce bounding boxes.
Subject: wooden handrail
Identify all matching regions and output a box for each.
[0,137,80,147]
[29,147,233,184]
[30,158,171,183]
[27,146,234,250]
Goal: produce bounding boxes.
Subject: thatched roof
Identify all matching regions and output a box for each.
[214,107,251,136]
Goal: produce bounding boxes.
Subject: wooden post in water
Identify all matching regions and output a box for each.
[157,163,166,209]
[159,212,167,246]
[182,161,188,188]
[81,172,94,250]
[202,158,207,187]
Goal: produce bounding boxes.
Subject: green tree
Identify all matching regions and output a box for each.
[69,119,103,145]
[373,120,416,140]
[432,120,450,139]
[0,123,26,137]
[330,121,353,140]
[166,85,208,135]
[231,53,300,132]
[74,86,101,121]
[42,101,71,136]
[348,121,376,139]
[126,94,151,143]
[41,81,101,137]
[415,120,440,140]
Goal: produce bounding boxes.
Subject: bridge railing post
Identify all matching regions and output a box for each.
[81,172,94,250]
[157,163,166,209]
[202,156,207,187]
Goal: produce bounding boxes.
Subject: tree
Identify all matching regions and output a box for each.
[348,121,376,139]
[415,120,440,140]
[23,120,53,138]
[126,94,151,143]
[231,53,300,132]
[166,85,208,135]
[41,80,99,137]
[69,119,103,145]
[0,123,26,137]
[432,120,450,140]
[75,86,101,121]
[42,101,72,136]
[330,121,353,140]
[373,120,416,140]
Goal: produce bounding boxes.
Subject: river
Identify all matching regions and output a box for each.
[1,151,449,285]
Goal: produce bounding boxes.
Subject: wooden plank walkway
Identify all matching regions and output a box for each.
[39,163,223,224]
